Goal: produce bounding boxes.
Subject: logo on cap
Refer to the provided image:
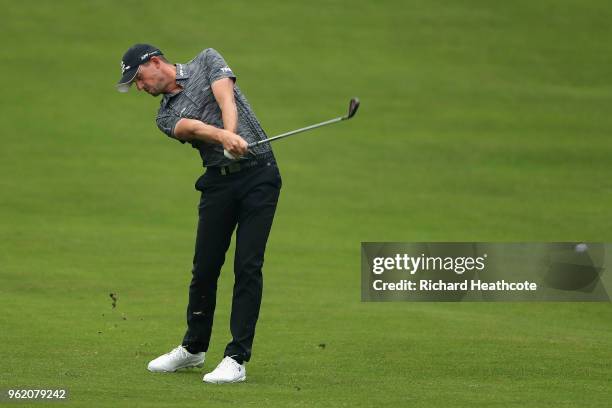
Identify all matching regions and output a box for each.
[120,61,131,74]
[140,50,161,61]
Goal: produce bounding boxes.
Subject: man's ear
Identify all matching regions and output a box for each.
[150,56,162,68]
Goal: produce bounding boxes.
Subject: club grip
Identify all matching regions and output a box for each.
[223,149,237,160]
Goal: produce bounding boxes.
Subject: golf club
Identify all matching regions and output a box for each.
[224,97,360,160]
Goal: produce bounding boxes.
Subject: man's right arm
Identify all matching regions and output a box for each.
[174,118,248,157]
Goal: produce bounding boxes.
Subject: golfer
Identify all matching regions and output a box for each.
[116,44,282,384]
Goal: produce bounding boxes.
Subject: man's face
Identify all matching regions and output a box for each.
[134,59,166,96]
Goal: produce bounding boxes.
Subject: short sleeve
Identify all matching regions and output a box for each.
[204,48,236,84]
[156,112,185,143]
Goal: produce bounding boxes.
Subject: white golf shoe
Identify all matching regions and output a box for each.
[203,356,246,384]
[147,346,205,372]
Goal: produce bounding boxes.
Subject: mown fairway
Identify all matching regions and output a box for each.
[1,0,611,406]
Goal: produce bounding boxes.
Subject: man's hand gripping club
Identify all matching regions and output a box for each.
[221,130,248,159]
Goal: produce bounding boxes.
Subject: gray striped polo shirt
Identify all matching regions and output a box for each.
[156,48,272,167]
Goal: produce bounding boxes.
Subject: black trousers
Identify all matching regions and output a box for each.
[181,157,281,363]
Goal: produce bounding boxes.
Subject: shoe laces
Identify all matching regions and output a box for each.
[167,346,188,359]
[218,356,241,370]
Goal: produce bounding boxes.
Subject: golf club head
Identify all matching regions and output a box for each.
[346,97,360,119]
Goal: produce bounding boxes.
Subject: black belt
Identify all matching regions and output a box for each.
[207,152,275,176]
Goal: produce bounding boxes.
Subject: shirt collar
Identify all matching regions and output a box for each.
[175,63,190,81]
[160,64,190,107]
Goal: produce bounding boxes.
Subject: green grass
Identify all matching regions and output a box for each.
[1,0,611,406]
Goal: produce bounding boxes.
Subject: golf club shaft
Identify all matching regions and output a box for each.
[223,97,359,160]
[248,116,345,148]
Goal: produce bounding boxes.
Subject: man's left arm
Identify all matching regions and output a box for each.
[212,78,238,134]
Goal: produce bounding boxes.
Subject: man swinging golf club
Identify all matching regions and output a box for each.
[117,43,282,384]
[117,43,359,385]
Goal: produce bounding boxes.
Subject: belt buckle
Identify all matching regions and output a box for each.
[228,163,241,174]
[220,163,242,176]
